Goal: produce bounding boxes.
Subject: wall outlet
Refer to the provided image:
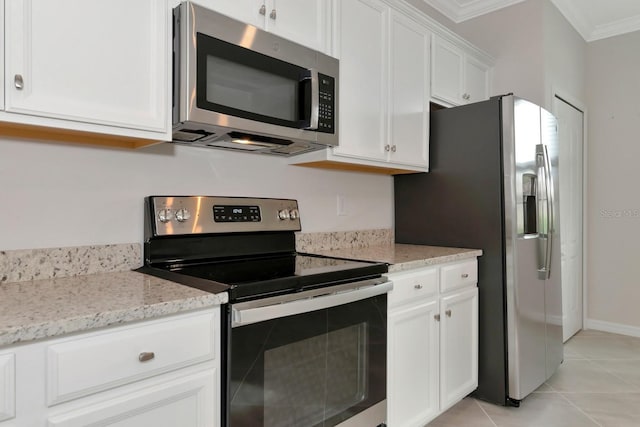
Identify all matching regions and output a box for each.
[337,195,348,216]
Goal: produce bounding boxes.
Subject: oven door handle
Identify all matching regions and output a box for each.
[231,280,393,327]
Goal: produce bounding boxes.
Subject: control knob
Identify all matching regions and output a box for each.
[157,209,173,223]
[278,209,290,220]
[175,208,191,222]
[289,208,299,220]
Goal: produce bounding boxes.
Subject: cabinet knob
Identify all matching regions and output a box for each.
[391,145,397,152]
[269,8,277,20]
[445,309,452,317]
[434,314,441,322]
[385,144,390,152]
[463,93,471,100]
[14,74,24,90]
[461,273,469,278]
[138,352,155,362]
[259,4,266,15]
[414,284,423,290]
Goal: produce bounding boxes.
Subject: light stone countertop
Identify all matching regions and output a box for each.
[0,271,227,347]
[306,243,482,273]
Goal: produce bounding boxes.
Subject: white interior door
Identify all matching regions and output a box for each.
[554,95,584,342]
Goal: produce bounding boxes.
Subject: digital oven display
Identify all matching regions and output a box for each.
[213,205,261,222]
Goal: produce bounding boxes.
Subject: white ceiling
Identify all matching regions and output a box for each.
[422,0,640,41]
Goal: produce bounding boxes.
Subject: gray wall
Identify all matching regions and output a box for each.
[586,30,640,329]
[0,139,393,250]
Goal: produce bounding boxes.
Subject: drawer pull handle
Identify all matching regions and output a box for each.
[138,352,155,362]
[445,309,452,317]
[461,273,469,278]
[414,284,423,290]
[434,314,441,322]
[14,74,24,90]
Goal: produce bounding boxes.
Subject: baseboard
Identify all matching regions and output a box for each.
[585,318,640,338]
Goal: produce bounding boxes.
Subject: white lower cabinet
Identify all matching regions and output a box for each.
[440,287,479,412]
[47,366,215,427]
[388,298,439,425]
[387,260,478,427]
[0,353,15,423]
[3,308,220,427]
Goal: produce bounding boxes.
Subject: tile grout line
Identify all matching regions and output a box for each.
[473,398,499,427]
[557,392,604,427]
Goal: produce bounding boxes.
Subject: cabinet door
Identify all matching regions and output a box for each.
[439,287,479,411]
[196,0,265,29]
[0,0,5,111]
[389,12,429,168]
[5,0,168,133]
[47,369,216,427]
[431,36,463,106]
[0,353,15,422]
[388,299,439,427]
[464,55,490,103]
[265,0,331,52]
[334,0,388,162]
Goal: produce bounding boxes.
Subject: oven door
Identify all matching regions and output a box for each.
[224,279,391,427]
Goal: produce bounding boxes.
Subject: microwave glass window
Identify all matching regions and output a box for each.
[206,55,298,122]
[263,323,367,427]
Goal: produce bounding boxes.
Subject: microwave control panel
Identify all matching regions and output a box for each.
[318,73,335,133]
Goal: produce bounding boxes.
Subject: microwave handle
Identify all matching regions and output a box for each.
[304,69,319,130]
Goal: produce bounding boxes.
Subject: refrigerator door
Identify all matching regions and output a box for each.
[504,97,548,401]
[541,107,563,379]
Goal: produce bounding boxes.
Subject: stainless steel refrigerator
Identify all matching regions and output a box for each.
[394,94,563,406]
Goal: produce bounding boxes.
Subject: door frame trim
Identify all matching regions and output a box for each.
[551,87,588,338]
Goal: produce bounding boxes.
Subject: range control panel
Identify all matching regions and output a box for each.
[148,196,301,236]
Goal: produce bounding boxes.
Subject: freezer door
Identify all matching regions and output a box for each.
[504,97,548,401]
[541,107,563,380]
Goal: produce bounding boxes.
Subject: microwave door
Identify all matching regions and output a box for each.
[196,33,310,130]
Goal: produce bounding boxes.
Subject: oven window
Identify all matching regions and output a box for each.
[263,323,367,426]
[227,295,386,427]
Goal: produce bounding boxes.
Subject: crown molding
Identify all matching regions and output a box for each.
[422,0,526,23]
[426,0,640,42]
[589,14,640,42]
[549,0,640,42]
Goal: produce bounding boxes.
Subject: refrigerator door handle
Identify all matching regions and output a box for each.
[543,143,555,277]
[536,144,554,280]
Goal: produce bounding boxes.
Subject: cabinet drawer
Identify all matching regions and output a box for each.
[47,310,216,406]
[440,260,478,293]
[0,353,15,422]
[388,267,438,308]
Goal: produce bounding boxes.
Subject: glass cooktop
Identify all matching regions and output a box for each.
[165,254,388,302]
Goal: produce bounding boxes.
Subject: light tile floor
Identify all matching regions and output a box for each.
[427,330,640,426]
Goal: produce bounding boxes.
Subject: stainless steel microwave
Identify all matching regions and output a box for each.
[172,2,339,156]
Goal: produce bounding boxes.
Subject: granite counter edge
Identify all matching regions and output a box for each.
[0,290,228,348]
[386,250,483,273]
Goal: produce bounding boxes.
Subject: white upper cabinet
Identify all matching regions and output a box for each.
[431,35,491,106]
[290,0,431,174]
[265,0,331,53]
[3,0,170,139]
[193,0,331,53]
[334,0,389,162]
[388,11,430,167]
[335,2,430,169]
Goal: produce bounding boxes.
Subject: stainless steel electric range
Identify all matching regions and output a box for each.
[138,196,391,427]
